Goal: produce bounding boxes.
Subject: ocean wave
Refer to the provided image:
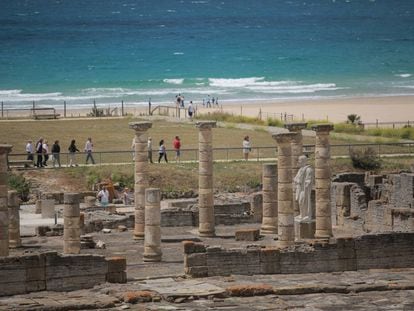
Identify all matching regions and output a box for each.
[163,78,184,85]
[173,52,184,55]
[395,73,412,78]
[209,77,266,87]
[246,83,342,94]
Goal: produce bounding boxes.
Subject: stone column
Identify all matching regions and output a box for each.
[311,124,334,239]
[272,133,296,247]
[284,123,308,216]
[261,164,278,234]
[196,121,216,237]
[129,121,152,240]
[143,188,162,262]
[8,190,21,248]
[64,193,81,254]
[0,144,12,257]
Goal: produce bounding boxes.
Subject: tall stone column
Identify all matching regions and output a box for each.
[312,124,334,239]
[0,144,12,257]
[196,121,216,237]
[143,188,162,262]
[285,123,308,216]
[63,193,81,254]
[129,121,153,240]
[272,133,296,247]
[261,164,278,234]
[8,190,21,248]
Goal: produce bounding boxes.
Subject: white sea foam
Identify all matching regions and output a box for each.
[395,73,412,78]
[173,52,184,55]
[163,78,184,85]
[209,77,265,87]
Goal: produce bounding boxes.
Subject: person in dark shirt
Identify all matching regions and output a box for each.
[68,139,80,167]
[51,140,61,168]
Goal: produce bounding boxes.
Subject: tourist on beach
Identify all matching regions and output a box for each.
[84,137,95,165]
[212,97,215,106]
[147,137,153,163]
[206,95,211,108]
[243,135,252,161]
[25,140,34,165]
[97,185,109,208]
[68,139,79,167]
[42,140,49,166]
[173,136,181,162]
[35,138,44,168]
[51,140,61,168]
[188,101,194,120]
[158,139,168,163]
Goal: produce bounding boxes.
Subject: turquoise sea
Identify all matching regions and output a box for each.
[0,0,413,108]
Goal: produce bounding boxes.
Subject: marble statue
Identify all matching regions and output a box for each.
[293,155,314,221]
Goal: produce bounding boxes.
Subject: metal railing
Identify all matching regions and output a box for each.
[6,142,414,169]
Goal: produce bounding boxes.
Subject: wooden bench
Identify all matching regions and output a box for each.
[33,113,60,120]
[8,160,33,168]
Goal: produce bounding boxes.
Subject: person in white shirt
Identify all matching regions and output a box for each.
[242,135,252,161]
[25,140,34,163]
[84,137,95,165]
[147,137,153,163]
[42,140,49,166]
[97,186,109,208]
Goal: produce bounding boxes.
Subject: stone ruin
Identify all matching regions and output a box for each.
[1,119,414,298]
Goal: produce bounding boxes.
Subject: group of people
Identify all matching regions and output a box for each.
[133,136,182,164]
[203,95,219,108]
[26,137,96,168]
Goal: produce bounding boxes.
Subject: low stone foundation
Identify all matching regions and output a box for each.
[183,232,414,277]
[0,252,126,296]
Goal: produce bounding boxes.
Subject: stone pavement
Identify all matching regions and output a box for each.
[2,224,414,310]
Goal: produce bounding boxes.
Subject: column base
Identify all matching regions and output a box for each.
[294,217,315,240]
[314,230,332,240]
[143,253,162,262]
[133,233,145,240]
[198,230,215,237]
[276,240,294,248]
[260,226,278,235]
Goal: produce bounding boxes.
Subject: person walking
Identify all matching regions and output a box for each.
[158,139,168,163]
[51,140,61,168]
[25,140,34,166]
[242,135,252,161]
[42,140,49,166]
[188,101,194,120]
[97,185,109,208]
[147,137,153,163]
[35,138,44,168]
[84,137,95,165]
[173,136,181,162]
[68,139,79,167]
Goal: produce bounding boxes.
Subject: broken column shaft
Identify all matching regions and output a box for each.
[8,190,21,248]
[0,144,12,257]
[143,188,162,262]
[64,193,81,254]
[261,164,278,234]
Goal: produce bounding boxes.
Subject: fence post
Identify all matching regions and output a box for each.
[121,100,124,116]
[376,119,378,128]
[63,101,66,118]
[1,101,3,118]
[259,108,262,120]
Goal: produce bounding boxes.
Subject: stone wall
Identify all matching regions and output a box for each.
[331,172,414,234]
[0,252,126,296]
[183,232,414,277]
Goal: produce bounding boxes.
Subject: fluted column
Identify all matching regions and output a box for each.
[272,133,296,247]
[285,123,308,216]
[0,144,12,257]
[196,121,216,237]
[312,124,334,239]
[129,122,153,240]
[143,188,162,262]
[63,193,81,254]
[8,190,21,248]
[261,164,278,234]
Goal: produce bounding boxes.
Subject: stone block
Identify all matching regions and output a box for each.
[185,266,208,277]
[184,253,207,267]
[106,257,126,272]
[106,271,127,283]
[182,241,206,254]
[235,229,260,241]
[46,274,107,291]
[41,199,55,219]
[294,218,315,239]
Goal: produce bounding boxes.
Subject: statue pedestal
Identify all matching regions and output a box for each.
[294,217,315,240]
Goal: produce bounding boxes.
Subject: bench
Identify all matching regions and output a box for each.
[33,113,60,120]
[8,159,33,169]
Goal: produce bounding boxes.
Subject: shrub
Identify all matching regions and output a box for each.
[333,123,364,134]
[8,173,31,201]
[266,117,284,127]
[347,114,361,124]
[349,147,381,170]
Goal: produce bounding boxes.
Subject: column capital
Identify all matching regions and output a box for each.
[0,144,12,155]
[272,132,298,144]
[129,121,153,132]
[196,121,217,129]
[284,122,308,132]
[311,124,334,133]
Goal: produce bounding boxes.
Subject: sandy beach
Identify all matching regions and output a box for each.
[195,95,414,123]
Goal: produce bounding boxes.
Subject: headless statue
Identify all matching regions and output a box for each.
[293,155,314,221]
